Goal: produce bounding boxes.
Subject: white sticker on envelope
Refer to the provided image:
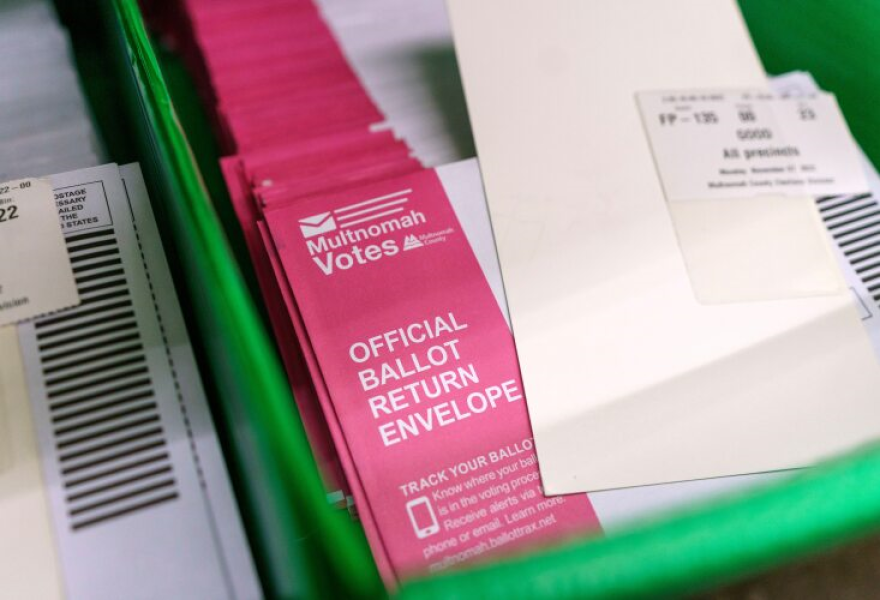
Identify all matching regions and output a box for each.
[668,195,845,303]
[638,90,863,303]
[637,90,869,201]
[0,178,79,325]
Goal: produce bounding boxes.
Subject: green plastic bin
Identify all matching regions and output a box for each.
[54,0,880,597]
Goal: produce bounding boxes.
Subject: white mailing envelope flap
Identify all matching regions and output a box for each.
[298,212,336,238]
[448,0,880,495]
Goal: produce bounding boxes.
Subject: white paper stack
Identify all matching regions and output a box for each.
[315,0,475,167]
[0,0,102,181]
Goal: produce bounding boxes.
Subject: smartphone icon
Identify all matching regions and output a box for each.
[406,496,440,539]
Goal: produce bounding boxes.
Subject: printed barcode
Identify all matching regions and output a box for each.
[33,228,178,531]
[818,193,880,308]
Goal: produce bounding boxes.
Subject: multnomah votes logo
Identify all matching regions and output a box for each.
[298,211,336,238]
[402,235,423,250]
[298,188,417,238]
[298,188,428,275]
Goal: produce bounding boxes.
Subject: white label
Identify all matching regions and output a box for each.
[637,90,869,201]
[0,178,78,326]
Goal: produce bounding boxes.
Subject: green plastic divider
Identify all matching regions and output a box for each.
[101,0,880,597]
[107,1,383,597]
[740,0,880,169]
[400,446,880,599]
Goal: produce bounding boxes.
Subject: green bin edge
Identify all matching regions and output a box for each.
[104,0,382,597]
[105,0,880,598]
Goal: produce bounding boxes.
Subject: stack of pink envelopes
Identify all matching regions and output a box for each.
[156,0,601,586]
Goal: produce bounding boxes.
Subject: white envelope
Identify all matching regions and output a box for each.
[298,212,337,238]
[0,326,64,599]
[448,0,880,493]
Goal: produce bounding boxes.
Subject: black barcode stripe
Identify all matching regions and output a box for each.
[45,355,147,389]
[44,358,147,396]
[67,466,173,503]
[41,332,141,364]
[829,217,880,239]
[43,343,143,376]
[45,352,147,390]
[76,268,125,285]
[38,321,138,353]
[819,195,871,213]
[57,415,162,450]
[72,258,124,275]
[70,479,176,517]
[838,228,880,249]
[856,266,880,280]
[47,365,150,400]
[49,379,152,412]
[856,260,880,275]
[68,239,118,254]
[859,268,880,281]
[66,238,117,254]
[825,209,880,231]
[65,229,114,244]
[818,193,880,313]
[69,248,121,264]
[71,492,179,531]
[820,195,880,243]
[852,250,880,267]
[37,305,134,340]
[56,403,158,438]
[844,238,880,257]
[65,452,170,489]
[81,289,130,306]
[37,310,136,341]
[77,278,128,296]
[822,202,877,222]
[52,391,154,424]
[45,358,147,393]
[36,299,132,330]
[61,440,166,476]
[29,230,180,532]
[59,427,164,463]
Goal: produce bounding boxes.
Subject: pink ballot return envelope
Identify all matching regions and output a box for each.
[265,167,599,582]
